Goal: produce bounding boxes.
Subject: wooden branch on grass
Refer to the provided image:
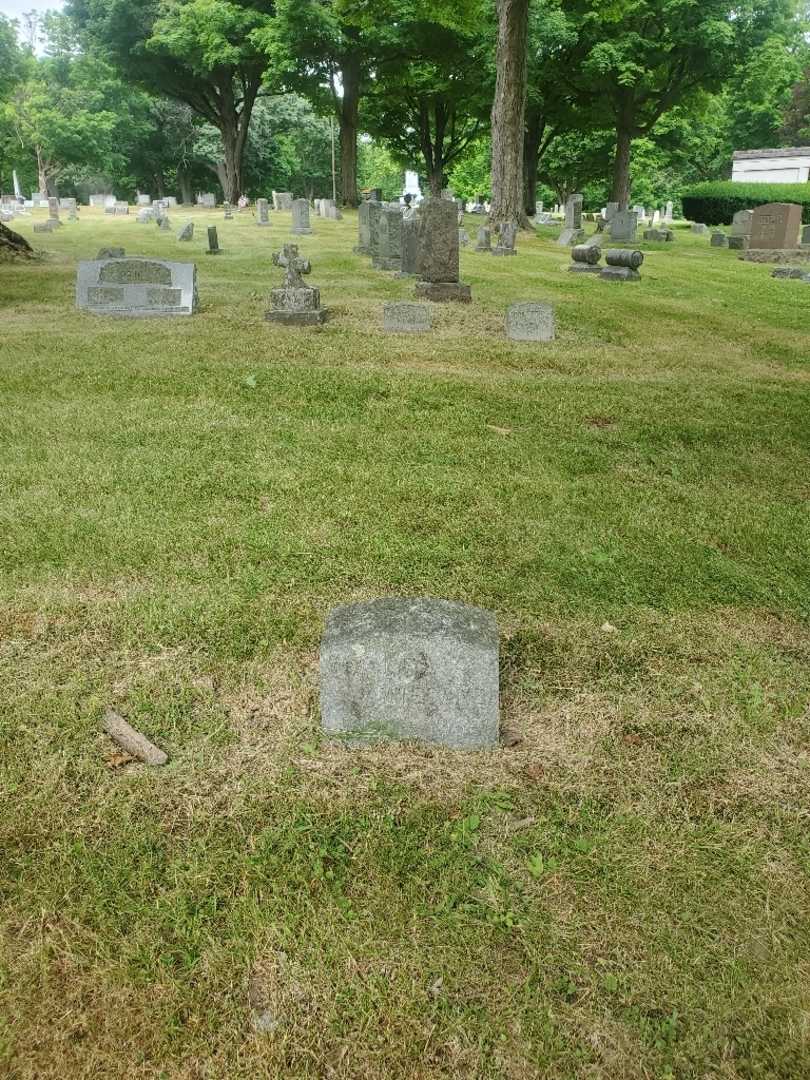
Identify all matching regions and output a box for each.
[103,709,168,766]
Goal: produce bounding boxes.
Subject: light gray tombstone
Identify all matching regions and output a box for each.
[383,301,432,333]
[375,205,404,270]
[643,228,673,242]
[568,244,602,274]
[397,213,420,277]
[265,243,327,325]
[505,302,555,341]
[89,194,106,208]
[177,222,194,241]
[600,248,643,281]
[367,201,384,264]
[558,194,584,245]
[652,209,661,226]
[459,228,470,247]
[609,210,638,241]
[47,197,61,226]
[165,196,178,208]
[710,231,729,247]
[137,194,152,206]
[113,201,129,216]
[475,226,491,252]
[33,221,58,233]
[256,198,270,226]
[290,198,312,235]
[223,201,233,220]
[198,192,216,208]
[64,197,78,222]
[355,200,373,254]
[731,209,753,237]
[31,191,42,205]
[492,222,518,256]
[801,225,810,247]
[136,207,155,223]
[272,191,293,211]
[76,257,198,316]
[664,201,674,223]
[605,202,619,224]
[158,215,171,231]
[414,197,471,302]
[691,222,709,235]
[319,598,499,749]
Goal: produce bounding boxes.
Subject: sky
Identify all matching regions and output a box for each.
[1,0,62,22]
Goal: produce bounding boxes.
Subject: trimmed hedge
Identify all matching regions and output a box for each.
[681,180,810,226]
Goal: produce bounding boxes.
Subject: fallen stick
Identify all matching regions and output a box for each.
[102,709,168,766]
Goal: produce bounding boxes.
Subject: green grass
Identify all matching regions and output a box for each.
[1,206,809,1078]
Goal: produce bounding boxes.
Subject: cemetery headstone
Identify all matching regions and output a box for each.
[643,228,674,242]
[65,198,78,222]
[136,207,156,224]
[33,221,57,233]
[731,209,753,237]
[727,235,748,251]
[492,222,517,256]
[354,200,373,255]
[568,244,602,273]
[383,301,432,333]
[748,203,802,250]
[165,197,178,208]
[475,226,491,252]
[558,193,585,245]
[397,213,420,277]
[290,198,313,235]
[223,201,233,220]
[137,194,152,206]
[265,243,328,325]
[177,222,194,241]
[609,210,638,241]
[505,302,555,341]
[414,198,472,302]
[664,201,674,223]
[95,247,125,259]
[89,194,106,208]
[652,210,661,226]
[367,201,384,264]
[600,248,644,282]
[710,232,729,247]
[272,191,293,211]
[47,197,61,226]
[691,222,709,235]
[198,192,216,208]
[319,598,499,749]
[771,267,810,280]
[256,198,270,226]
[459,228,470,247]
[375,206,404,270]
[206,226,220,255]
[801,225,810,247]
[113,201,129,216]
[76,257,198,316]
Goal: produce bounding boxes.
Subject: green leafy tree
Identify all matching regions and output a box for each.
[68,0,276,201]
[781,65,810,143]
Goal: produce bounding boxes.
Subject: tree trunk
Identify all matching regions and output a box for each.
[523,108,544,216]
[490,0,529,229]
[339,52,361,207]
[216,75,260,203]
[36,147,49,197]
[0,220,34,257]
[178,166,193,206]
[610,122,633,209]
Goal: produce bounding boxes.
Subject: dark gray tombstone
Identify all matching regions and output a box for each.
[414,198,471,302]
[600,248,643,281]
[206,226,220,254]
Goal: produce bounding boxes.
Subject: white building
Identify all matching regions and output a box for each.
[731,147,810,183]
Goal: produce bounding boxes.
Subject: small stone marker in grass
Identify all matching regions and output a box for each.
[710,232,729,247]
[266,242,328,326]
[177,222,194,241]
[206,226,220,255]
[801,225,810,247]
[291,198,313,235]
[568,244,602,274]
[383,301,432,333]
[727,235,748,250]
[475,226,491,252]
[505,301,555,341]
[76,257,198,316]
[643,228,674,242]
[256,198,270,226]
[492,222,517,256]
[320,598,499,749]
[691,222,709,235]
[96,247,125,259]
[731,209,753,237]
[600,248,643,281]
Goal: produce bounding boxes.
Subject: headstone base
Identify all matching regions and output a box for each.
[568,264,602,274]
[414,281,472,303]
[290,227,312,236]
[600,266,640,282]
[266,309,328,325]
[741,249,810,264]
[492,246,517,257]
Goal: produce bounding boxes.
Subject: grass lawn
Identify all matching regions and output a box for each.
[1,205,809,1078]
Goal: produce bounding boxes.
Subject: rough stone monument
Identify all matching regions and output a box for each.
[492,222,517,256]
[568,244,602,274]
[177,222,194,241]
[600,248,644,281]
[265,243,328,325]
[414,198,472,302]
[256,198,270,226]
[558,194,584,245]
[47,198,61,226]
[291,198,313,235]
[643,228,674,242]
[354,200,374,255]
[710,231,729,247]
[505,302,555,341]
[690,222,709,235]
[374,206,403,270]
[272,191,293,211]
[731,209,753,237]
[76,257,198,316]
[397,213,420,276]
[319,598,499,749]
[747,203,802,251]
[475,226,491,252]
[383,301,432,333]
[206,226,220,255]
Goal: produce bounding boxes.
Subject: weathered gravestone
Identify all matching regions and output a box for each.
[605,202,619,223]
[136,194,152,206]
[492,222,517,256]
[47,198,61,226]
[265,243,328,325]
[158,215,171,231]
[198,193,216,208]
[96,246,125,259]
[801,225,810,247]
[568,244,602,274]
[748,203,802,251]
[727,235,748,250]
[76,257,198,316]
[206,226,220,255]
[664,201,674,223]
[33,221,57,233]
[89,194,106,208]
[291,199,313,235]
[609,210,638,242]
[710,232,729,247]
[771,267,810,280]
[272,191,293,211]
[319,598,499,749]
[558,194,584,245]
[383,301,432,333]
[223,201,233,220]
[354,200,373,254]
[374,206,403,270]
[731,209,753,237]
[600,248,643,282]
[367,201,384,265]
[505,302,555,341]
[475,226,491,252]
[691,222,709,235]
[643,228,674,242]
[136,207,156,224]
[414,198,472,302]
[459,228,470,247]
[177,222,194,241]
[112,201,129,216]
[397,213,420,277]
[256,198,270,226]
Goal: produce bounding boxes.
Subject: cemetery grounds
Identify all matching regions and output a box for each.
[1,207,809,1079]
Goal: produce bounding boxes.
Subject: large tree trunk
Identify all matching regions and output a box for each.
[490,0,529,229]
[178,166,193,205]
[216,76,259,203]
[339,52,361,207]
[0,220,34,257]
[610,113,633,209]
[523,107,545,216]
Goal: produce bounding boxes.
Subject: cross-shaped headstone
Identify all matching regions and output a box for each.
[272,243,311,287]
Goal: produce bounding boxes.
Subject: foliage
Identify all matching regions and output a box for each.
[357,138,403,200]
[681,179,810,224]
[448,137,491,199]
[781,65,810,145]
